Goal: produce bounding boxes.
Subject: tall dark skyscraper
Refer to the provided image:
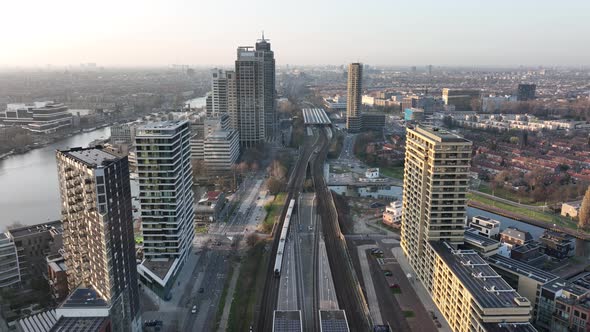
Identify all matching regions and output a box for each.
[517,83,536,101]
[56,147,141,331]
[234,34,276,147]
[256,33,276,139]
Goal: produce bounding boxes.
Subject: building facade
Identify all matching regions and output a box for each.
[468,216,501,239]
[110,123,136,145]
[346,63,363,132]
[236,47,266,146]
[0,232,20,289]
[56,146,140,331]
[190,114,240,174]
[442,89,481,111]
[517,84,536,102]
[256,35,276,138]
[135,121,195,297]
[0,102,72,133]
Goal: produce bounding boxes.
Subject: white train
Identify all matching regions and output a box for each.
[274,199,296,277]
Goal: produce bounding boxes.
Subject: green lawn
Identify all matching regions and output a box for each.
[477,183,544,205]
[403,310,415,318]
[390,287,402,294]
[195,225,208,234]
[468,192,577,229]
[261,192,288,233]
[227,242,269,331]
[379,166,404,180]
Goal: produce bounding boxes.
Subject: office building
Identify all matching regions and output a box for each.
[110,123,136,145]
[135,121,195,297]
[0,232,20,289]
[346,63,363,132]
[361,112,385,131]
[56,146,140,331]
[442,89,481,111]
[190,114,240,174]
[233,34,276,146]
[0,101,72,133]
[404,108,425,122]
[517,84,536,102]
[256,34,276,138]
[6,220,63,284]
[401,127,536,331]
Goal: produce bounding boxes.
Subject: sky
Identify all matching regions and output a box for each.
[2,0,589,67]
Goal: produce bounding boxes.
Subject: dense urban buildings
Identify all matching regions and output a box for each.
[0,101,72,133]
[401,126,536,331]
[56,146,141,331]
[110,123,136,144]
[346,63,363,132]
[135,121,195,298]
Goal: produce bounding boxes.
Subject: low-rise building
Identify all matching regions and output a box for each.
[535,280,588,331]
[468,215,501,238]
[195,191,227,223]
[365,168,379,179]
[539,230,576,259]
[47,252,69,303]
[463,228,500,256]
[500,227,532,248]
[382,201,402,227]
[510,242,547,266]
[561,201,582,218]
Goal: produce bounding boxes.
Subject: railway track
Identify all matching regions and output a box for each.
[311,128,373,331]
[256,132,324,332]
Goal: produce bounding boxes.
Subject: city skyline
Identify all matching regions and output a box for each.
[2,0,590,67]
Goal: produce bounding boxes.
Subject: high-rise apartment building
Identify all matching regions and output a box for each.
[56,146,140,331]
[346,63,363,132]
[401,127,536,331]
[517,84,536,101]
[210,69,239,131]
[135,121,195,297]
[402,126,472,287]
[0,232,20,289]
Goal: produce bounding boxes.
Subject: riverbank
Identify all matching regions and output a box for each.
[467,200,590,240]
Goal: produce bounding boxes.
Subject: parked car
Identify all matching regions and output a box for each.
[383,270,393,276]
[389,283,400,289]
[191,305,197,314]
[198,287,205,293]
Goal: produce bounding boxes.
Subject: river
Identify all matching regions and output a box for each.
[0,128,111,229]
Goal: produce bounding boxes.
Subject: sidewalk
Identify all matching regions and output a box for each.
[391,247,451,332]
[357,245,383,324]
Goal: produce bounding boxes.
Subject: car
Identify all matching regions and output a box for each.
[191,305,197,314]
[389,283,400,289]
[383,270,393,276]
[308,226,313,231]
[198,287,204,293]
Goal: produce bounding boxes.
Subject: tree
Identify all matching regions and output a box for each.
[267,177,284,195]
[246,233,259,247]
[579,186,590,230]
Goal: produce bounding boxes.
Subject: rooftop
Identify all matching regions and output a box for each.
[273,310,302,332]
[542,278,588,297]
[302,108,331,125]
[61,287,108,308]
[430,241,530,309]
[511,242,541,254]
[486,254,558,284]
[141,259,176,281]
[413,126,471,143]
[501,227,533,242]
[51,316,109,332]
[465,229,501,247]
[61,147,120,168]
[319,310,350,332]
[481,322,538,332]
[138,120,187,130]
[8,220,62,239]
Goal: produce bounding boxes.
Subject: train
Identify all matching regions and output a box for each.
[274,199,296,277]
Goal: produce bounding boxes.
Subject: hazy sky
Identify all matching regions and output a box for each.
[2,0,589,67]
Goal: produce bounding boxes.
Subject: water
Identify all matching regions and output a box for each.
[467,207,545,239]
[0,127,110,230]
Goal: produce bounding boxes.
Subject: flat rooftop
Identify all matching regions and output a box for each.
[413,126,471,143]
[302,108,331,125]
[430,241,528,309]
[61,287,108,308]
[61,147,119,168]
[138,120,187,130]
[487,254,558,284]
[51,316,109,332]
[319,310,350,332]
[465,229,500,247]
[8,220,62,238]
[142,259,175,281]
[481,322,538,332]
[273,310,302,332]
